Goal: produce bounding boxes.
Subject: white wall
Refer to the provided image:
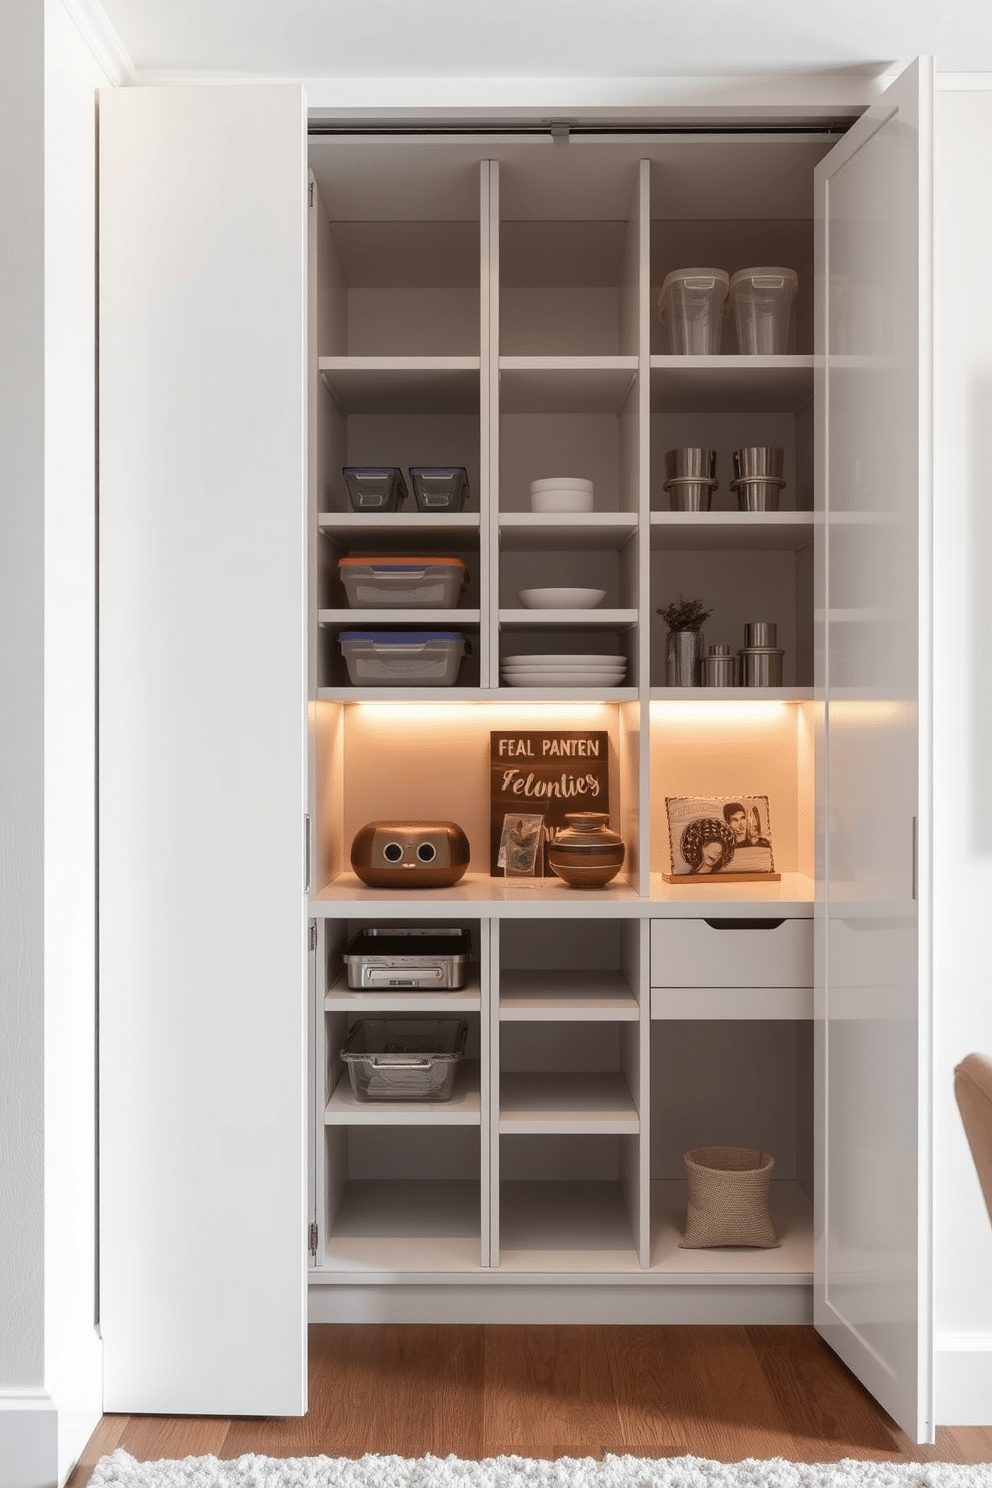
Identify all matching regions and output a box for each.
[932,80,992,1424]
[0,1,107,1482]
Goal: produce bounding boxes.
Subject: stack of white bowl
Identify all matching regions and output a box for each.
[530,477,594,513]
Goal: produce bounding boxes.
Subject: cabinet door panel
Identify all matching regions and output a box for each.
[99,84,308,1414]
[815,57,933,1442]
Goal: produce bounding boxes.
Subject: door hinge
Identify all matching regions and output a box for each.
[304,813,312,894]
[309,919,318,952]
[308,1221,318,1256]
[308,179,314,208]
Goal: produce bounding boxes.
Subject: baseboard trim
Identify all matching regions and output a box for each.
[309,1282,812,1326]
[0,1329,102,1488]
[936,1335,992,1425]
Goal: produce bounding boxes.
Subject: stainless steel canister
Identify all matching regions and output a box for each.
[744,621,777,648]
[739,647,785,686]
[701,645,737,686]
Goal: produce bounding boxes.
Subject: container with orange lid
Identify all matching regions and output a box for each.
[337,556,468,609]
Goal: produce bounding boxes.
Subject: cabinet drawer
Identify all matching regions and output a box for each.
[651,917,812,988]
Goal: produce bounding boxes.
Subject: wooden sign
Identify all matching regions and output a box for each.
[490,730,610,875]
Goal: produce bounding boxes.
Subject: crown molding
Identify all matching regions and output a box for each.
[61,0,135,86]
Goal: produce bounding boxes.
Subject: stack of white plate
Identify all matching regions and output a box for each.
[530,477,595,513]
[501,653,628,688]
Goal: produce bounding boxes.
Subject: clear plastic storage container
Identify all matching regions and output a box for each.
[338,630,469,686]
[342,466,408,511]
[658,268,729,355]
[408,467,470,511]
[337,556,468,609]
[341,1018,468,1101]
[729,267,799,354]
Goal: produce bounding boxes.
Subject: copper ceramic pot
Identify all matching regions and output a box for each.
[547,812,625,889]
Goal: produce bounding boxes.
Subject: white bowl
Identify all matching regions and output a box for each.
[531,477,594,493]
[517,587,606,609]
[530,489,595,513]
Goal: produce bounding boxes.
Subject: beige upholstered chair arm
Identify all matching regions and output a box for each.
[955,1052,992,1228]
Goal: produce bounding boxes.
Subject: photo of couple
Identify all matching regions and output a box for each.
[666,795,776,878]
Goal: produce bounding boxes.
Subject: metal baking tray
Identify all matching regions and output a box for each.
[343,927,471,989]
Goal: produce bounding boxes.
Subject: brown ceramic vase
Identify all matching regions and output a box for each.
[547,812,625,889]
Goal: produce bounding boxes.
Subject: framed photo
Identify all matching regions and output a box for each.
[665,795,779,882]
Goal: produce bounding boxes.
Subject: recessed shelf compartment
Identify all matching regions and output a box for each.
[321,1179,483,1274]
[648,1179,813,1275]
[498,359,638,414]
[497,1177,639,1272]
[650,358,814,415]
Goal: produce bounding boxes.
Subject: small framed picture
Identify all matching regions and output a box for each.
[665,795,779,882]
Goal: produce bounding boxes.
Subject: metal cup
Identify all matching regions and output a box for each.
[733,446,785,480]
[744,621,777,648]
[667,447,717,481]
[732,477,784,511]
[664,477,716,512]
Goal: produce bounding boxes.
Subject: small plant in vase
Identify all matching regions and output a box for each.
[657,594,713,686]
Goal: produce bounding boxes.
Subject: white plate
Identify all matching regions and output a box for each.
[505,657,621,669]
[505,666,627,678]
[517,587,606,609]
[503,678,626,687]
[503,664,626,676]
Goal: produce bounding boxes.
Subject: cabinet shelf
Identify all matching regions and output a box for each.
[649,356,815,414]
[649,513,816,552]
[498,358,638,414]
[319,609,481,626]
[498,1071,638,1132]
[325,976,482,1014]
[649,687,816,702]
[319,357,480,414]
[500,969,639,1020]
[499,608,637,629]
[318,512,480,548]
[499,514,638,551]
[325,1061,481,1124]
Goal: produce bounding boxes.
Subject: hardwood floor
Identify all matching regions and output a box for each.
[66,1325,992,1485]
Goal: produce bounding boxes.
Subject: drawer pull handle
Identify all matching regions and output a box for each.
[703,918,786,930]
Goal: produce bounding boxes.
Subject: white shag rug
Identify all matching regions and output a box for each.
[89,1451,992,1488]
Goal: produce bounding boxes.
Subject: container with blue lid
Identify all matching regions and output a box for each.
[337,555,467,609]
[338,630,469,686]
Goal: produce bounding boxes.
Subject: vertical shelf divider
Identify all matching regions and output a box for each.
[636,158,653,897]
[487,159,501,690]
[478,916,493,1267]
[489,916,502,1267]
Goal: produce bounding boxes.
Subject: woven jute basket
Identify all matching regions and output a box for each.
[679,1145,780,1249]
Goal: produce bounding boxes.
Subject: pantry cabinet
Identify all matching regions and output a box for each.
[97,62,933,1438]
